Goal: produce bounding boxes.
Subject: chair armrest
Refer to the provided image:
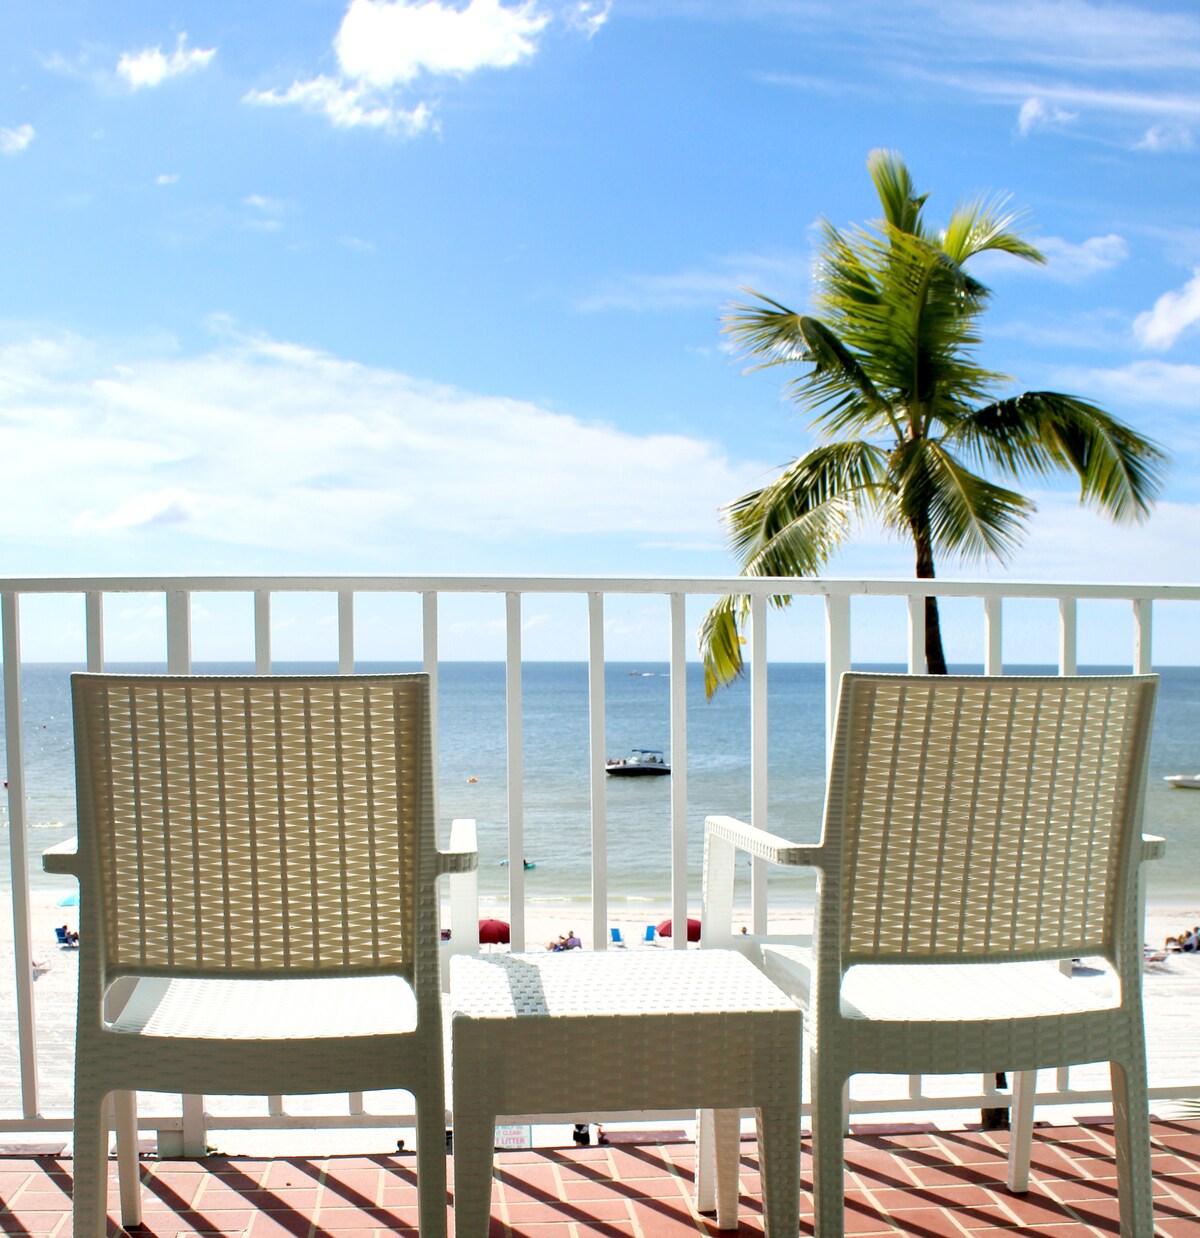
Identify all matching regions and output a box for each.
[438,818,480,875]
[1138,834,1166,864]
[702,816,823,949]
[704,815,823,869]
[42,837,80,876]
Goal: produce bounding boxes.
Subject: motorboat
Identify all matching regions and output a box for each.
[1164,774,1200,789]
[605,748,671,777]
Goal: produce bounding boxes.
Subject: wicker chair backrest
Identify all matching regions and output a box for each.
[826,673,1157,966]
[72,673,434,980]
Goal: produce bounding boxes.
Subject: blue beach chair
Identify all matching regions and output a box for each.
[643,924,656,944]
[610,927,624,946]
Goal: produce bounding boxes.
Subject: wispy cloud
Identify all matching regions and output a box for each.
[0,326,764,568]
[1134,270,1200,351]
[1017,96,1077,136]
[246,76,434,135]
[1035,233,1128,281]
[755,1,1200,150]
[116,33,215,90]
[579,250,812,313]
[0,124,35,154]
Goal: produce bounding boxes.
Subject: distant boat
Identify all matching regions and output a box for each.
[500,859,538,869]
[1164,774,1200,790]
[606,748,671,777]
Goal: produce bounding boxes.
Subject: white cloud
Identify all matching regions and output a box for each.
[1017,96,1077,135]
[1134,270,1200,351]
[566,1,611,38]
[0,124,35,154]
[335,0,549,85]
[1051,357,1200,415]
[76,489,195,531]
[245,75,434,135]
[246,1,602,135]
[0,327,764,567]
[1036,233,1127,281]
[1137,123,1194,152]
[116,34,215,90]
[156,172,180,186]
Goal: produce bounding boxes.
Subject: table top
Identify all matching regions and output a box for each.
[449,949,799,1020]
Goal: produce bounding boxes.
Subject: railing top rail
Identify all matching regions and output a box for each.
[0,575,1198,601]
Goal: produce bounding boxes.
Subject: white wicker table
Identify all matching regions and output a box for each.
[449,949,802,1236]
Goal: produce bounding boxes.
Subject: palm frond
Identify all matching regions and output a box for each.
[892,439,1032,562]
[698,593,749,697]
[957,393,1168,521]
[723,442,887,576]
[941,194,1046,266]
[867,149,929,238]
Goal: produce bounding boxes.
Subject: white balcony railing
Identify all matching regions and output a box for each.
[3,573,1198,1149]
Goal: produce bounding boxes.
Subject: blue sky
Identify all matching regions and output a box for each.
[2,1,1199,662]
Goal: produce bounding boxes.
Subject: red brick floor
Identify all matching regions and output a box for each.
[1,1118,1198,1235]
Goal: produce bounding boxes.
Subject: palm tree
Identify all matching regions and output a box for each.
[701,150,1166,693]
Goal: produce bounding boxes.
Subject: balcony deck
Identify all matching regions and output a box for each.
[3,1119,1199,1236]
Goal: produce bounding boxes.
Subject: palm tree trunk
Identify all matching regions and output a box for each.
[912,520,948,675]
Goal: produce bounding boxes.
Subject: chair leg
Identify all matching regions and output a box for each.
[72,1087,110,1238]
[113,1090,142,1226]
[695,1109,716,1213]
[1006,1070,1036,1193]
[450,1109,495,1238]
[755,1103,800,1238]
[810,1065,846,1238]
[711,1109,742,1231]
[1110,1050,1155,1237]
[415,1084,449,1238]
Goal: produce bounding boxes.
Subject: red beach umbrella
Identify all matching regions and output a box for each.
[478,918,511,945]
[656,917,701,943]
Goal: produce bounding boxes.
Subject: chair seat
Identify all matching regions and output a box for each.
[761,945,1121,1022]
[109,974,419,1039]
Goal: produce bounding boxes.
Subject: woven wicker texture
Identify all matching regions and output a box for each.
[701,672,1161,1238]
[449,950,802,1236]
[64,673,453,1238]
[832,674,1154,964]
[74,674,427,978]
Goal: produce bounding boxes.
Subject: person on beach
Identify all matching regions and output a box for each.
[565,930,581,950]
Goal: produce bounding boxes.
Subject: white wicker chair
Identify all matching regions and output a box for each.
[43,673,476,1238]
[701,672,1162,1238]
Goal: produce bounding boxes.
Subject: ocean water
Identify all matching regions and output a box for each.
[3,662,1199,911]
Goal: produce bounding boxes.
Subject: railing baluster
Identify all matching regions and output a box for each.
[984,595,1002,675]
[825,594,850,770]
[338,591,354,674]
[85,591,104,671]
[907,594,924,674]
[506,592,525,951]
[750,594,768,934]
[669,593,688,950]
[254,590,271,674]
[423,592,439,830]
[1059,598,1077,676]
[3,593,38,1118]
[166,590,191,673]
[1133,597,1152,673]
[588,593,607,951]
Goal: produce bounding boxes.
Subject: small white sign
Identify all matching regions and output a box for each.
[494,1124,532,1150]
